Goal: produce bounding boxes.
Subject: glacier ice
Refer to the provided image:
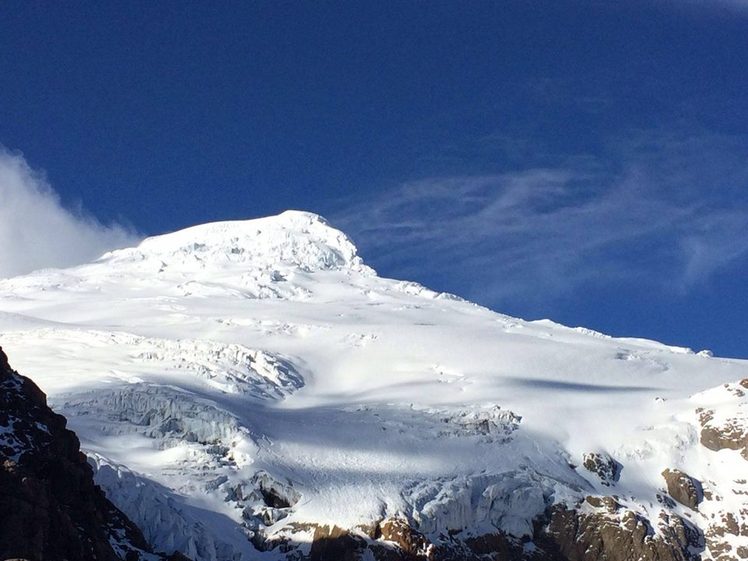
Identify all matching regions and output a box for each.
[1,211,748,560]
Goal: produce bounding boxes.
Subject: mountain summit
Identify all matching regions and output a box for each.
[1,211,747,561]
[100,210,367,274]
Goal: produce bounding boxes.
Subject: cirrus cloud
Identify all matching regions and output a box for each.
[333,130,748,307]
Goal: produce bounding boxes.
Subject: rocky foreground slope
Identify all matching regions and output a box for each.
[0,211,747,560]
[0,346,184,561]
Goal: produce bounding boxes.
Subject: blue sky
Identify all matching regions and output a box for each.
[1,1,747,357]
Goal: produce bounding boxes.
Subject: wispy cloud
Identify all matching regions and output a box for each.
[333,130,748,306]
[0,148,139,278]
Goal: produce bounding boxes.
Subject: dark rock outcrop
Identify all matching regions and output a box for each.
[582,451,622,485]
[377,518,432,559]
[310,525,367,561]
[539,503,703,561]
[0,346,178,561]
[697,380,748,461]
[704,509,748,561]
[291,505,705,561]
[662,469,703,510]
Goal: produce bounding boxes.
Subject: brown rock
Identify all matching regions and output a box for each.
[538,503,702,561]
[581,452,621,485]
[310,525,366,561]
[698,395,748,460]
[585,495,621,512]
[662,468,703,510]
[0,347,188,561]
[379,518,432,558]
[280,503,710,561]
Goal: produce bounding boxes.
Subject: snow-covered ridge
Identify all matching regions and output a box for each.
[98,210,369,274]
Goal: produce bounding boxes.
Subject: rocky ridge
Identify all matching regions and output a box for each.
[0,346,188,561]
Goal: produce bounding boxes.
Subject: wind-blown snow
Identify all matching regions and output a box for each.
[0,149,137,278]
[1,210,746,560]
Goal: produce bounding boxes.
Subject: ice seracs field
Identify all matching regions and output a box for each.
[1,210,747,561]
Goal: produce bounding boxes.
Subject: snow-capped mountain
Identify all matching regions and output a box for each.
[1,210,747,561]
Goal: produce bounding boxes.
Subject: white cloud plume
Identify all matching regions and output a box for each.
[333,131,748,306]
[0,148,139,278]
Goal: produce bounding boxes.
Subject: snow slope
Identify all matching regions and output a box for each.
[1,210,746,560]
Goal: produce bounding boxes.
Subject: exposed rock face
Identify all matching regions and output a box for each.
[309,525,367,561]
[279,506,704,561]
[697,379,748,460]
[582,451,622,485]
[689,379,748,559]
[541,502,703,561]
[377,518,433,559]
[662,469,703,510]
[0,346,170,561]
[305,519,470,561]
[704,506,748,560]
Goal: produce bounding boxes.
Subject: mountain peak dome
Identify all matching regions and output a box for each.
[98,210,368,274]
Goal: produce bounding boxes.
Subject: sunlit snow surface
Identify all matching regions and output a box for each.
[1,211,747,560]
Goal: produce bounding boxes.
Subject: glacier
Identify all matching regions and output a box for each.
[1,210,747,560]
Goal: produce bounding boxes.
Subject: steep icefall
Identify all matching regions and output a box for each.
[90,454,252,561]
[406,472,555,538]
[128,334,304,398]
[57,383,246,446]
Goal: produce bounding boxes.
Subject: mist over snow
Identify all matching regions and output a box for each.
[0,149,139,278]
